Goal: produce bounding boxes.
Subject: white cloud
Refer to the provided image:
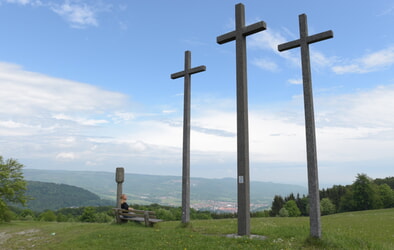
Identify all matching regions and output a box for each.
[332,46,394,74]
[5,0,35,5]
[112,112,135,121]
[0,62,127,115]
[249,29,287,52]
[0,120,36,136]
[0,120,26,128]
[250,28,334,70]
[56,152,76,160]
[53,114,108,126]
[249,29,299,66]
[3,0,109,28]
[316,84,394,128]
[252,57,278,71]
[136,88,393,167]
[310,49,335,68]
[0,61,131,160]
[378,4,394,16]
[1,61,393,185]
[50,1,99,28]
[288,78,302,85]
[162,110,176,114]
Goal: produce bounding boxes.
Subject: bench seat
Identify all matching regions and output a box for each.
[113,208,162,226]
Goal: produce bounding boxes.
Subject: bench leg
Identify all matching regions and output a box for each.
[144,212,150,227]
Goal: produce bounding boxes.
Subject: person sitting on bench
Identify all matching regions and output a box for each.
[120,194,135,218]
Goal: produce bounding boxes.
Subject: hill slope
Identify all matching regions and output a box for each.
[1,209,393,249]
[24,181,113,211]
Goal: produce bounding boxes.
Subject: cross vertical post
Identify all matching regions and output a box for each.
[171,50,206,224]
[217,3,266,236]
[278,13,333,239]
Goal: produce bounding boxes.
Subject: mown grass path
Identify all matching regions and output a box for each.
[1,208,393,249]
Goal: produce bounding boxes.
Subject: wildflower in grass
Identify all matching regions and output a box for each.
[273,238,283,243]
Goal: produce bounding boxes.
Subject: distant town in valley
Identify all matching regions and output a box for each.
[191,200,270,213]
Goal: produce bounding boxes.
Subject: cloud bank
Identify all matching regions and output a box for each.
[1,60,393,185]
[332,46,394,74]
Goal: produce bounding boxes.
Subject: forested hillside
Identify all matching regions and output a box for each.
[23,181,113,211]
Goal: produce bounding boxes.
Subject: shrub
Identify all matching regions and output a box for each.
[80,207,96,222]
[320,198,336,215]
[284,200,301,217]
[279,207,289,217]
[40,210,56,222]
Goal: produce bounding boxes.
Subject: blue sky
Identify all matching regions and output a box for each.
[0,0,393,187]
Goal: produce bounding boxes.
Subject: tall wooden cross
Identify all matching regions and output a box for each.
[171,50,206,224]
[278,14,333,239]
[217,3,266,236]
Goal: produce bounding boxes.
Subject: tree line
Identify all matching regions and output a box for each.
[269,173,394,217]
[8,204,215,223]
[8,173,392,222]
[1,156,393,222]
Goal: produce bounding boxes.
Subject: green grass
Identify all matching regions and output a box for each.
[1,208,393,249]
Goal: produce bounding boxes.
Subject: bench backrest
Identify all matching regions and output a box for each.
[113,208,157,226]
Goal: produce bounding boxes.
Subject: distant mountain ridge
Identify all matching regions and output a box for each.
[23,169,307,209]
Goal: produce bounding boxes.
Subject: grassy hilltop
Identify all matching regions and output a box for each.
[1,208,393,249]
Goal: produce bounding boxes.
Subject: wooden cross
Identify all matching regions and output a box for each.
[278,13,333,239]
[217,3,266,236]
[171,50,206,224]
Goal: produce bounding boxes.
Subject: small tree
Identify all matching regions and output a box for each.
[296,195,309,216]
[56,213,68,222]
[0,156,28,222]
[80,207,96,222]
[320,198,336,215]
[353,173,382,210]
[270,195,284,217]
[20,209,35,221]
[156,208,176,221]
[284,200,301,217]
[339,188,356,212]
[278,207,289,217]
[40,210,57,222]
[378,184,394,208]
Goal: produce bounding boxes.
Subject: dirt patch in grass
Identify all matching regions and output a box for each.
[0,228,44,249]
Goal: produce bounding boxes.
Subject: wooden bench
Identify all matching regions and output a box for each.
[113,208,162,227]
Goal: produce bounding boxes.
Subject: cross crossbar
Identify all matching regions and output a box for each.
[278,14,333,52]
[171,51,206,79]
[217,3,266,45]
[171,66,206,79]
[278,30,333,51]
[217,21,266,44]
